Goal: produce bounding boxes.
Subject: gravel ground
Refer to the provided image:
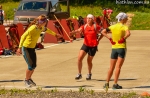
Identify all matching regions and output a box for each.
[0,91,144,98]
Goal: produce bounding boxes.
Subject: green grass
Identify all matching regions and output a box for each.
[0,88,142,98]
[130,12,150,30]
[2,2,19,20]
[70,5,103,17]
[121,92,137,98]
[1,2,150,30]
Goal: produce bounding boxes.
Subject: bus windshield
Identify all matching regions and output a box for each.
[17,1,48,11]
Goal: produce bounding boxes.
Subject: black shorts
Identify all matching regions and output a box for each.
[111,48,126,59]
[80,44,97,56]
[22,47,37,70]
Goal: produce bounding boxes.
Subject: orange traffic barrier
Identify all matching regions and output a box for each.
[70,19,81,38]
[54,15,72,42]
[16,23,24,40]
[8,24,20,49]
[44,20,59,43]
[100,16,110,28]
[0,25,10,48]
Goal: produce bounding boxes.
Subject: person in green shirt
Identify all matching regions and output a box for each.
[16,14,61,87]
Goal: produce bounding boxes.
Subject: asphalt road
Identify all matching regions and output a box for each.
[0,30,150,94]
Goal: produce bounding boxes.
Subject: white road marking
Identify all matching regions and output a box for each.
[44,44,60,49]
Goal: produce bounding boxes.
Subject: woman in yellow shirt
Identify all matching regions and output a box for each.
[101,12,131,90]
[16,14,61,87]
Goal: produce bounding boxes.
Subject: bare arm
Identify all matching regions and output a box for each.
[101,29,116,45]
[97,30,103,42]
[2,11,5,19]
[70,27,83,36]
[101,29,111,39]
[123,30,131,39]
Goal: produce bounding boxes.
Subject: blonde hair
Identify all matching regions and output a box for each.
[28,14,47,27]
[37,14,47,20]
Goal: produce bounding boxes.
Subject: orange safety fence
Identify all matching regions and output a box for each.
[0,16,110,54]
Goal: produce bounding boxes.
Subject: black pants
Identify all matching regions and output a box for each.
[22,47,37,70]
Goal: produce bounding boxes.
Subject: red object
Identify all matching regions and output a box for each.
[107,9,113,13]
[103,9,107,16]
[71,19,80,38]
[70,39,73,43]
[8,25,20,45]
[109,38,116,45]
[100,16,110,28]
[44,20,59,43]
[118,38,125,44]
[0,25,10,48]
[0,48,3,55]
[95,16,102,26]
[16,23,24,40]
[80,24,100,47]
[36,43,44,49]
[59,19,72,41]
[141,92,150,96]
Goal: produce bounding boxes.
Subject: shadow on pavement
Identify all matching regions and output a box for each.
[115,79,137,81]
[0,80,23,82]
[92,79,105,81]
[134,86,150,88]
[94,78,137,81]
[41,85,93,88]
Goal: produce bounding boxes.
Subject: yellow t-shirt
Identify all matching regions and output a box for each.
[19,25,56,48]
[108,22,128,49]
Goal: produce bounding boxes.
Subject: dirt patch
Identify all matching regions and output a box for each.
[126,13,135,27]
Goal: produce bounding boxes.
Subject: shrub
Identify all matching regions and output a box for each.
[0,0,20,3]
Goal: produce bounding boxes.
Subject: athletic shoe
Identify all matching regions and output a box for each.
[24,80,32,88]
[29,79,36,86]
[103,83,109,92]
[75,74,82,80]
[112,84,122,89]
[86,74,92,80]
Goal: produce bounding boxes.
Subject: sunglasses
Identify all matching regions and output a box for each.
[38,18,47,24]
